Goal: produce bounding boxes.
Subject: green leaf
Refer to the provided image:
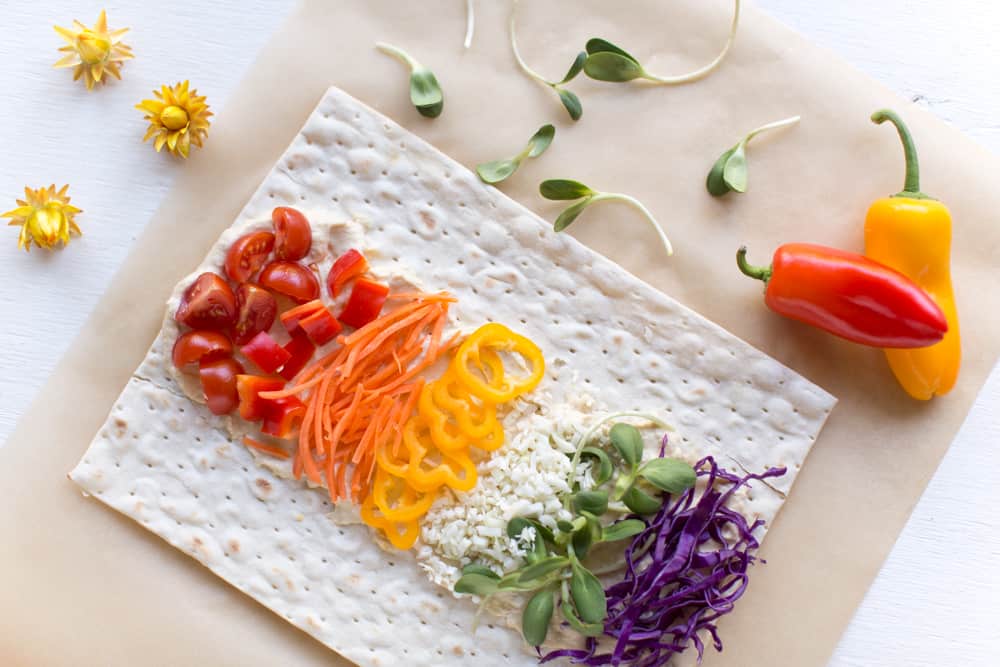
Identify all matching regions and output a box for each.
[539,179,594,200]
[584,52,646,82]
[570,563,607,624]
[556,88,583,121]
[526,124,556,158]
[706,147,736,197]
[507,516,533,540]
[522,589,555,647]
[609,423,643,469]
[507,516,554,544]
[461,563,500,580]
[517,556,570,583]
[560,594,605,637]
[571,512,602,559]
[722,142,749,193]
[572,490,609,516]
[410,68,444,118]
[622,485,662,515]
[571,530,591,561]
[526,531,548,564]
[556,519,575,533]
[580,446,613,486]
[560,51,588,84]
[601,518,646,542]
[638,458,697,494]
[476,159,520,184]
[454,572,499,597]
[585,38,639,63]
[552,198,592,232]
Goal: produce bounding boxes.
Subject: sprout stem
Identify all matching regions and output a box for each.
[464,0,475,49]
[509,0,555,87]
[590,193,674,256]
[745,115,800,143]
[643,0,741,85]
[375,42,418,70]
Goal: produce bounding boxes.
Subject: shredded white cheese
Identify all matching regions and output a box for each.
[416,393,603,590]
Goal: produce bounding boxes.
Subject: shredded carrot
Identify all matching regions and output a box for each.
[285,293,453,504]
[242,436,291,460]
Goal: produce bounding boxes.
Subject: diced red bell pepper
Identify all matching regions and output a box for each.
[236,375,286,421]
[279,331,316,380]
[280,299,323,334]
[298,306,342,345]
[327,248,369,297]
[240,331,292,374]
[279,299,342,345]
[339,278,389,329]
[261,395,306,438]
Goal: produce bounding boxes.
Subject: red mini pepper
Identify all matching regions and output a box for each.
[327,249,368,297]
[261,396,306,438]
[278,298,341,345]
[279,331,315,380]
[737,243,947,348]
[339,278,389,329]
[236,375,286,421]
[240,331,292,374]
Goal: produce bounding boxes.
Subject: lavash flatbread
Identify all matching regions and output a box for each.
[69,87,835,666]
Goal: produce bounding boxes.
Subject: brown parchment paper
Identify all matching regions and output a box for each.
[2,1,998,665]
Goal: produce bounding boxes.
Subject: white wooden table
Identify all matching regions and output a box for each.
[1,2,997,665]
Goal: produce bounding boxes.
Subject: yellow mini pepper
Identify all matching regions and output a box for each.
[865,109,960,399]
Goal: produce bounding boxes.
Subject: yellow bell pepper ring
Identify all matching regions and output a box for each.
[370,466,436,522]
[865,109,961,400]
[454,323,545,403]
[359,494,422,550]
[418,383,474,452]
[399,416,478,492]
[432,369,502,440]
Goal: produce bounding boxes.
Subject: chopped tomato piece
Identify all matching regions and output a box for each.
[261,395,306,438]
[272,207,312,261]
[279,299,324,334]
[199,357,244,415]
[240,331,292,374]
[175,272,238,330]
[233,283,277,345]
[339,278,390,329]
[224,231,275,283]
[299,306,342,346]
[236,375,285,421]
[172,331,232,372]
[279,331,315,380]
[326,249,369,297]
[258,261,320,303]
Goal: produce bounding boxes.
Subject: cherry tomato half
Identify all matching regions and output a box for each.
[272,207,312,261]
[172,330,233,372]
[233,283,277,345]
[224,231,275,283]
[199,356,244,415]
[258,261,320,304]
[175,272,238,330]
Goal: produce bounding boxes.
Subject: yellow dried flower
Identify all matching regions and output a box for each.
[136,81,212,158]
[53,10,133,90]
[3,185,82,252]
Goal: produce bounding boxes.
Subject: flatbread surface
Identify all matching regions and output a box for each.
[69,87,834,666]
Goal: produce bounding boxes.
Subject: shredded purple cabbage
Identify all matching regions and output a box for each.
[541,453,787,666]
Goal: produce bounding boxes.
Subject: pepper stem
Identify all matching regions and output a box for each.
[736,246,772,283]
[871,109,932,200]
